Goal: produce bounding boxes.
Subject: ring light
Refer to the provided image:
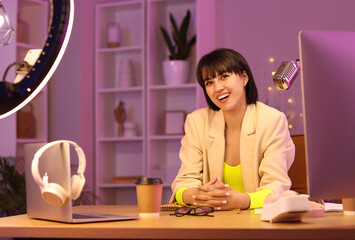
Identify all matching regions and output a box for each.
[0,0,74,119]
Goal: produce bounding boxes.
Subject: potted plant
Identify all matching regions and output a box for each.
[160,10,196,85]
[0,156,26,217]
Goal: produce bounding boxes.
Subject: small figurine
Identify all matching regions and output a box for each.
[114,101,126,137]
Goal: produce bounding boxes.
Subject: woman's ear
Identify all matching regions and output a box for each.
[242,71,249,86]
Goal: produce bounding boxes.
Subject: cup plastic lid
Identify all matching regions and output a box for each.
[135,177,163,185]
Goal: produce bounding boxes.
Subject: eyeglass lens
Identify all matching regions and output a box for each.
[172,206,214,217]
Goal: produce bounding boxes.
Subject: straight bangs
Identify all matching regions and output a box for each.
[196,48,258,111]
[197,52,244,88]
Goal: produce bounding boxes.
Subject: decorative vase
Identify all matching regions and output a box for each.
[107,22,120,48]
[118,59,134,87]
[163,60,190,85]
[123,122,137,137]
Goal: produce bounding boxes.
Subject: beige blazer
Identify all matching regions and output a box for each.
[170,102,295,203]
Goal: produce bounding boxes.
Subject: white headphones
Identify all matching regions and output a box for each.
[31,140,86,206]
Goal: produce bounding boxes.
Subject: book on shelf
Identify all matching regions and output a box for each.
[112,176,141,184]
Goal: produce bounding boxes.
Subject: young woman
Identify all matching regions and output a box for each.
[170,48,295,211]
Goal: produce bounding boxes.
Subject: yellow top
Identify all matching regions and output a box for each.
[175,162,273,209]
[223,162,245,192]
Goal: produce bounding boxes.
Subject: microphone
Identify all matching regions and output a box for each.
[273,59,300,90]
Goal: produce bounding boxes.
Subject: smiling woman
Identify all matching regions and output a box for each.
[170,48,295,212]
[0,0,74,119]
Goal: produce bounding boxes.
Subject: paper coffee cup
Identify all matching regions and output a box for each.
[135,177,163,217]
[342,198,355,215]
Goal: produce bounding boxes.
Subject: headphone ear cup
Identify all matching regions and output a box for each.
[41,183,68,206]
[71,174,85,200]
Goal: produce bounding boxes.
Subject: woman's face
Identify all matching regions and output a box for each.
[203,71,248,112]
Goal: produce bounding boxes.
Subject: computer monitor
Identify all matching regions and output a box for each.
[299,30,355,200]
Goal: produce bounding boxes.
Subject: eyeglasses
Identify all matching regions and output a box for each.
[170,206,214,217]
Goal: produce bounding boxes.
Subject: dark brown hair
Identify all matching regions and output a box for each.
[196,48,258,111]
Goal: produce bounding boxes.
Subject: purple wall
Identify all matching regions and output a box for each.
[51,0,355,191]
[49,0,97,194]
[215,0,355,134]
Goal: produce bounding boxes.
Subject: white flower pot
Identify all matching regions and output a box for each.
[163,60,190,85]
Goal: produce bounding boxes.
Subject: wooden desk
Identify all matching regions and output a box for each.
[0,205,355,239]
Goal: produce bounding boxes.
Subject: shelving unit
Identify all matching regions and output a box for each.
[15,0,49,160]
[146,0,197,201]
[95,0,198,205]
[95,0,146,205]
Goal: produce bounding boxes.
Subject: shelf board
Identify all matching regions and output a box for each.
[17,138,46,144]
[97,86,143,94]
[97,136,144,142]
[16,42,42,49]
[97,0,142,8]
[149,135,183,141]
[99,183,135,188]
[97,45,143,54]
[20,0,48,6]
[149,83,196,91]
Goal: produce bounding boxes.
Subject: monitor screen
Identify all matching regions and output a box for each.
[299,30,355,200]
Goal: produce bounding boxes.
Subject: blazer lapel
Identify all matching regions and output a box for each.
[207,110,225,181]
[240,104,258,192]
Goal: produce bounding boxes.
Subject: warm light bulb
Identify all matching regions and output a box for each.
[299,113,303,118]
[269,57,274,63]
[271,71,276,76]
[288,124,293,129]
[268,86,272,91]
[288,98,293,103]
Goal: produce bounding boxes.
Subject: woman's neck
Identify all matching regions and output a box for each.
[223,101,247,130]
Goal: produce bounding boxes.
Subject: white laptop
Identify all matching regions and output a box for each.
[25,142,138,223]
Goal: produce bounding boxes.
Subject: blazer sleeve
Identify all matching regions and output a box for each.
[257,111,295,195]
[170,112,205,203]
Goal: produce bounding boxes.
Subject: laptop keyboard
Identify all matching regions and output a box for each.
[73,213,105,219]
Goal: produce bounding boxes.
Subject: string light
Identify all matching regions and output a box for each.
[0,15,4,27]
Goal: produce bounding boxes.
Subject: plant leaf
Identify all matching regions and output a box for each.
[179,10,191,47]
[169,13,179,36]
[160,10,195,60]
[160,26,175,58]
[172,29,185,59]
[188,35,196,48]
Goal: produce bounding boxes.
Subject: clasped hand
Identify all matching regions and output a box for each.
[191,177,250,211]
